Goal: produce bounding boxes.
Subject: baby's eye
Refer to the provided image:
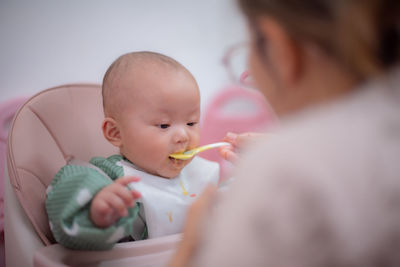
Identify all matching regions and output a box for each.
[158,124,170,129]
[187,122,197,127]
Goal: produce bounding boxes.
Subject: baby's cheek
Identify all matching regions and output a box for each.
[191,131,201,146]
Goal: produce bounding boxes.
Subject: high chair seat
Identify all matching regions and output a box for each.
[5,84,180,267]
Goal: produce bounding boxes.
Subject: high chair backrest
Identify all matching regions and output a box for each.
[6,84,118,245]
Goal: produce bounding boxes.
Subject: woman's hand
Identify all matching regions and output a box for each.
[169,184,217,267]
[218,132,265,163]
[90,176,141,228]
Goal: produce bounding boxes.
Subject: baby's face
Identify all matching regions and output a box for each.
[117,67,201,178]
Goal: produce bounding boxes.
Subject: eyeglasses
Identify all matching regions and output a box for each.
[222,42,254,88]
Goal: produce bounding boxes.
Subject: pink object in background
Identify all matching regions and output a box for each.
[0,96,28,267]
[200,86,275,180]
[0,97,28,232]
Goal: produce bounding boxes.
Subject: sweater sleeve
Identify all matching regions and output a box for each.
[45,157,140,250]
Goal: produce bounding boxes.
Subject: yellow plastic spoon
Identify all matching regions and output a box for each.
[169,142,231,160]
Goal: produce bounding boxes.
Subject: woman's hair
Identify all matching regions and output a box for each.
[239,0,400,80]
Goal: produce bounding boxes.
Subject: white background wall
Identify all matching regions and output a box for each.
[0,0,247,111]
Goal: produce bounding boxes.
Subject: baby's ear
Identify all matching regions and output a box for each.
[102,117,122,147]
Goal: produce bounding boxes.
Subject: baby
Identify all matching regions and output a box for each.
[46,51,220,250]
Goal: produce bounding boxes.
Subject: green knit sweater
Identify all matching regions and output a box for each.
[45,155,144,250]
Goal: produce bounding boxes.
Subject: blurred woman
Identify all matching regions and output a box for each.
[170,0,400,266]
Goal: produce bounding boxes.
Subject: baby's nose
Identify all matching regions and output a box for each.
[173,127,189,144]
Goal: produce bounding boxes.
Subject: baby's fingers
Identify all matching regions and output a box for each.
[131,190,142,199]
[106,194,129,217]
[115,176,140,186]
[92,197,112,216]
[112,185,137,208]
[90,198,118,227]
[114,176,142,207]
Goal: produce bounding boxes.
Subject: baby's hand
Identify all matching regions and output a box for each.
[90,176,141,228]
[218,132,265,163]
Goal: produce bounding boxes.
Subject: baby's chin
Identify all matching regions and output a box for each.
[158,168,184,179]
[130,156,193,179]
[157,157,192,179]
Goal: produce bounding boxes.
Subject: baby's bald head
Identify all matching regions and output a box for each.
[102,51,196,117]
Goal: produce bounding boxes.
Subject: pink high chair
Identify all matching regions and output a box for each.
[200,86,275,179]
[4,84,180,267]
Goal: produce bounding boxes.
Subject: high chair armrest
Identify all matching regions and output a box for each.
[34,233,181,267]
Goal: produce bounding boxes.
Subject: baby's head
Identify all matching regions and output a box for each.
[102,51,201,178]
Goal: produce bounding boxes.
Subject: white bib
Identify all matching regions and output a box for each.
[121,157,219,239]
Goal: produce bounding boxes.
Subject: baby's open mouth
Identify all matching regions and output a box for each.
[168,155,186,166]
[168,155,182,161]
